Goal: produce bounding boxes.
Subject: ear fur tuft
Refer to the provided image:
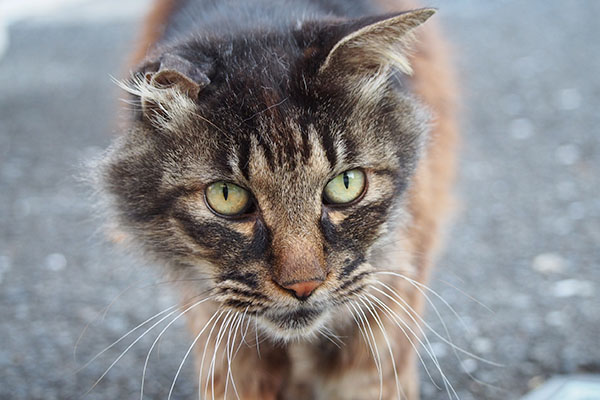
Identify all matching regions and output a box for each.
[117,53,212,129]
[320,8,436,77]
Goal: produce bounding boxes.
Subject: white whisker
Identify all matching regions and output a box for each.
[376,271,471,333]
[365,290,447,393]
[373,282,500,367]
[321,325,345,347]
[358,296,405,400]
[77,303,179,374]
[254,317,261,360]
[224,312,244,400]
[233,308,251,358]
[85,297,210,396]
[350,302,384,400]
[207,312,235,400]
[199,310,230,400]
[365,290,458,399]
[317,327,342,349]
[140,297,214,399]
[437,278,494,313]
[168,309,223,400]
[346,303,380,383]
[376,274,503,371]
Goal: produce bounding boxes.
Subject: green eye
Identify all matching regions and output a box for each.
[205,182,251,216]
[323,169,366,205]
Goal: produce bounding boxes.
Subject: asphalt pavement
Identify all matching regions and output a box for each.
[0,1,599,399]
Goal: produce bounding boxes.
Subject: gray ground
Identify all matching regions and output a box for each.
[1,1,599,399]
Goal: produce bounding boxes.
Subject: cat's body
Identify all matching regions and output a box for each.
[100,0,457,398]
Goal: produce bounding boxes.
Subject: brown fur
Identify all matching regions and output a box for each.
[376,1,458,397]
[121,1,458,399]
[130,0,178,66]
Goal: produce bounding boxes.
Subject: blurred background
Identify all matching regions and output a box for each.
[1,0,599,399]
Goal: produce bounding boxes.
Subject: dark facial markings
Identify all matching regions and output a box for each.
[219,286,269,302]
[172,208,270,265]
[318,123,338,168]
[320,197,393,253]
[337,271,371,293]
[219,270,260,290]
[339,255,366,279]
[224,298,265,314]
[268,307,323,329]
[237,135,252,181]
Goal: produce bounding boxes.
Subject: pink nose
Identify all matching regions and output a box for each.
[281,280,323,300]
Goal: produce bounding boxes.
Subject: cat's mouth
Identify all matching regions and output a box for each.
[260,306,328,339]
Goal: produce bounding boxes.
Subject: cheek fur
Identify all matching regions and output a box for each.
[170,204,270,267]
[321,170,396,252]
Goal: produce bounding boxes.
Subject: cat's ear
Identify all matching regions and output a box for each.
[318,9,435,78]
[123,53,212,124]
[147,53,211,99]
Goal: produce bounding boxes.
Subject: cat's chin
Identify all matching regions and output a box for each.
[258,306,331,341]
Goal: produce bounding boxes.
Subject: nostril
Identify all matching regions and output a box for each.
[281,280,323,300]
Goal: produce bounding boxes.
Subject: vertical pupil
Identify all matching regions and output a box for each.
[222,184,229,201]
[343,172,350,189]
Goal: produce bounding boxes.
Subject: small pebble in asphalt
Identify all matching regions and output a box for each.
[45,253,67,271]
[551,279,595,298]
[557,88,582,111]
[532,253,566,274]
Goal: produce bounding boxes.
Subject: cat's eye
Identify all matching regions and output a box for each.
[323,169,366,205]
[205,181,252,217]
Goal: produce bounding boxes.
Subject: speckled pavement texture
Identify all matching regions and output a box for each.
[1,1,598,399]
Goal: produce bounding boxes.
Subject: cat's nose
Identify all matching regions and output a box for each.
[281,279,323,300]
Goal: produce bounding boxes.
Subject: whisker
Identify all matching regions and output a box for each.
[375,271,471,333]
[321,325,345,347]
[140,296,214,399]
[437,277,494,313]
[191,110,229,136]
[203,311,231,400]
[357,296,405,400]
[75,303,179,374]
[233,308,251,358]
[224,312,244,400]
[350,302,384,400]
[345,304,378,375]
[207,312,235,400]
[365,291,458,399]
[199,310,230,400]
[229,311,247,400]
[373,282,500,366]
[85,296,211,396]
[365,291,446,392]
[317,328,342,349]
[373,281,503,394]
[167,309,224,400]
[74,277,217,366]
[254,317,263,360]
[73,282,138,363]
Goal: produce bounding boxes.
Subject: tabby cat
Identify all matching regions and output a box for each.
[97,0,457,398]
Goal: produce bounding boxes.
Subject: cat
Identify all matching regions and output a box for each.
[96,0,457,398]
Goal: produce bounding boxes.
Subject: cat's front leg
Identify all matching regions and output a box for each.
[316,357,418,400]
[189,315,290,400]
[306,318,420,400]
[317,357,418,400]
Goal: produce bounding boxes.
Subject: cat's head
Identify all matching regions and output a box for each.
[100,9,434,340]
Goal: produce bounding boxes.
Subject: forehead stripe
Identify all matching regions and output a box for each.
[319,124,337,167]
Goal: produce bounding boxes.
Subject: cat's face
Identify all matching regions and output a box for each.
[101,10,432,340]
